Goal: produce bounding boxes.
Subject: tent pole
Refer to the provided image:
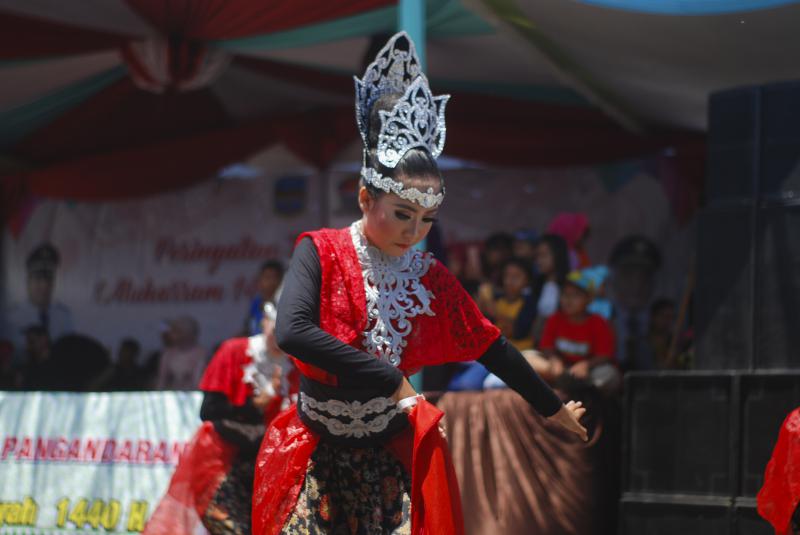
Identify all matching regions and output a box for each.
[399,0,427,393]
[398,0,427,71]
[465,0,644,134]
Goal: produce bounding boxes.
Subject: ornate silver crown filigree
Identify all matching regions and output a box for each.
[354,31,422,148]
[376,75,449,168]
[361,167,444,209]
[354,32,450,209]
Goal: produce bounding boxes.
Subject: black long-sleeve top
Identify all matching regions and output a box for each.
[276,237,563,418]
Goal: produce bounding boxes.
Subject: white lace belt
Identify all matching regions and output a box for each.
[299,392,401,439]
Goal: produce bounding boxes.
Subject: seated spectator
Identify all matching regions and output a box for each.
[449,257,537,391]
[93,338,146,391]
[447,361,490,392]
[483,232,514,285]
[142,321,172,389]
[546,212,591,269]
[19,325,56,390]
[532,234,570,339]
[155,316,207,391]
[608,235,662,371]
[476,232,514,315]
[48,334,111,391]
[446,241,485,298]
[492,258,537,351]
[0,341,14,389]
[585,265,613,319]
[648,298,675,368]
[512,228,538,262]
[537,269,618,393]
[245,260,284,336]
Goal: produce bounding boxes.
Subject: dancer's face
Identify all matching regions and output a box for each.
[359,175,441,257]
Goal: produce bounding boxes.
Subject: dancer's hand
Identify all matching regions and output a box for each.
[548,401,589,442]
[391,376,418,404]
[438,415,447,440]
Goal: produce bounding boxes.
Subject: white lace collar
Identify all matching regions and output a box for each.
[349,220,435,367]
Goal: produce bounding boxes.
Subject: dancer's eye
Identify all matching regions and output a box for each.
[422,217,438,224]
[395,211,411,221]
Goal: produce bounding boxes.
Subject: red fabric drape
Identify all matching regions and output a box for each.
[1,26,705,217]
[6,120,277,201]
[125,0,395,40]
[236,56,705,166]
[234,55,353,97]
[14,77,231,164]
[0,11,131,59]
[445,93,704,166]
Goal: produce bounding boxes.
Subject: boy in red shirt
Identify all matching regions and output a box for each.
[538,268,616,383]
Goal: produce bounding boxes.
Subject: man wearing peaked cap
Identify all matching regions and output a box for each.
[607,235,662,371]
[1,242,74,362]
[609,235,662,270]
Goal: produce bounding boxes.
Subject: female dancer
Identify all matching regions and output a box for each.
[252,32,587,535]
[145,303,297,535]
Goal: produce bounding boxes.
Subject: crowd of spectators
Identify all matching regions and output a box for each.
[0,212,691,394]
[431,211,692,395]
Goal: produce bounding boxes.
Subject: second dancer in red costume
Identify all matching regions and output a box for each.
[145,303,297,535]
[252,32,588,535]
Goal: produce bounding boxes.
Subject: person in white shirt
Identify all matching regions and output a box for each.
[154,316,207,391]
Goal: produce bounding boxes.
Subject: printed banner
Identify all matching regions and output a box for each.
[1,174,321,358]
[0,391,202,534]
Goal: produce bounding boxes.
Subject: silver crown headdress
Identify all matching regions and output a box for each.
[354,32,449,209]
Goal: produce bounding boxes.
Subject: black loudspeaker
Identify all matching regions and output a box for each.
[760,81,800,199]
[695,208,753,370]
[619,499,774,535]
[624,374,733,496]
[619,500,730,535]
[622,372,799,535]
[697,80,800,370]
[740,373,800,496]
[733,502,773,535]
[707,81,800,203]
[755,206,800,368]
[706,86,759,203]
